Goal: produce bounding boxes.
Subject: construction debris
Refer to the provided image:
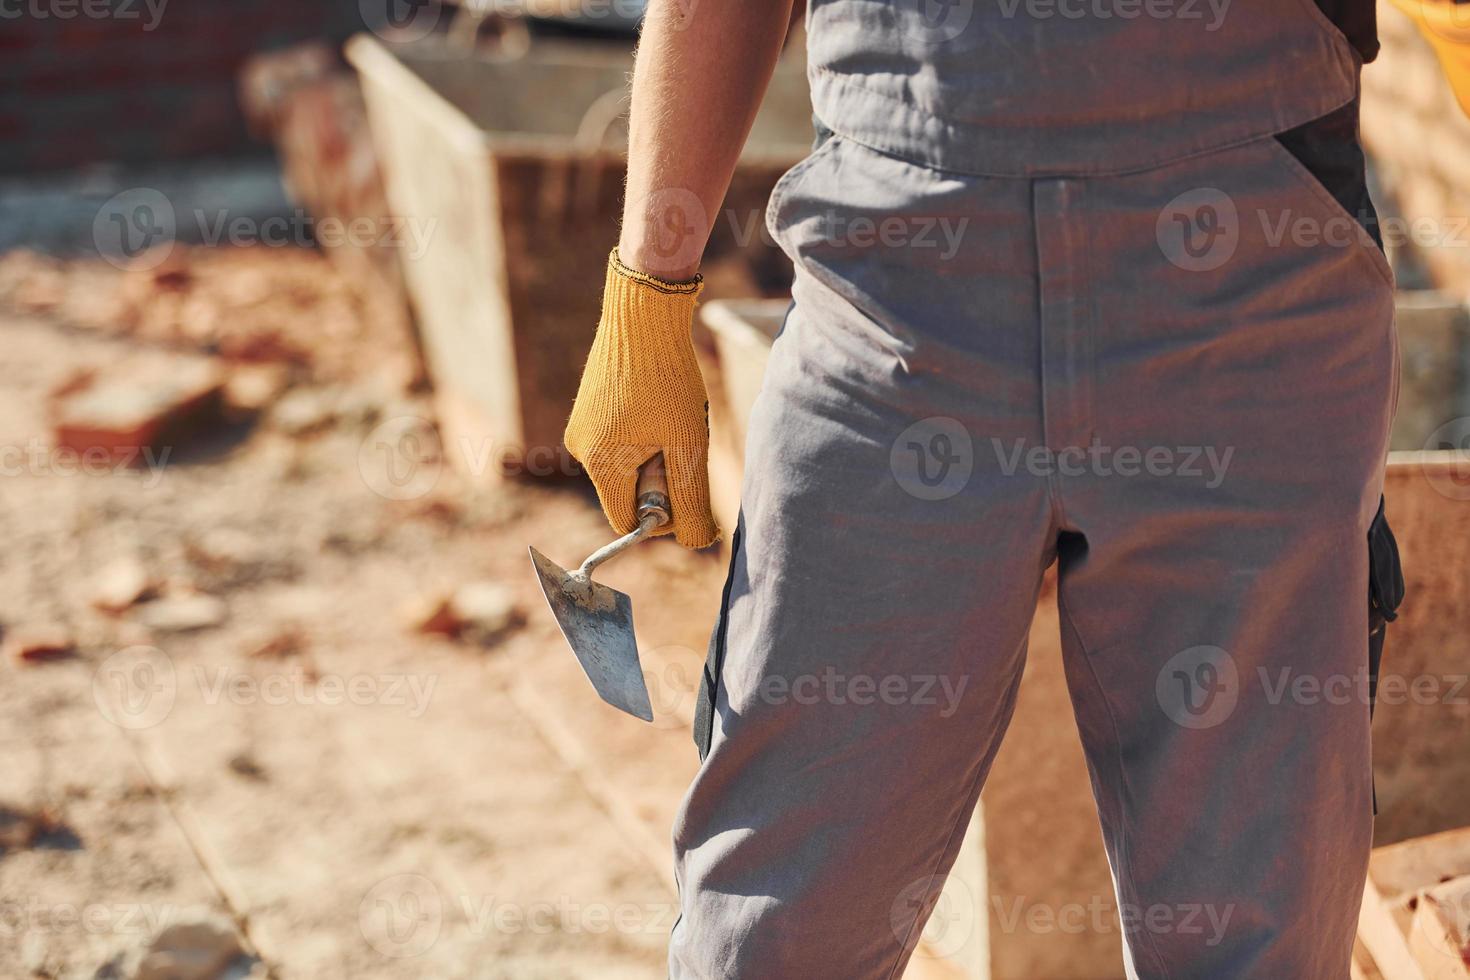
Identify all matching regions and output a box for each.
[223,362,293,419]
[0,802,74,853]
[1360,827,1470,979]
[0,246,416,384]
[96,915,254,980]
[4,625,76,664]
[92,557,157,614]
[243,628,308,661]
[407,581,525,644]
[52,355,224,463]
[1412,876,1470,979]
[135,593,229,634]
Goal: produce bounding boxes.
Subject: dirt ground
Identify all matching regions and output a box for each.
[0,245,727,979]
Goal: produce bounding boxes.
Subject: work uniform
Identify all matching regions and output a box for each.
[671,3,1404,977]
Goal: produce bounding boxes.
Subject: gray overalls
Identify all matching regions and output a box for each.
[672,3,1398,977]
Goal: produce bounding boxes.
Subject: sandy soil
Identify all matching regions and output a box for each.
[0,246,727,979]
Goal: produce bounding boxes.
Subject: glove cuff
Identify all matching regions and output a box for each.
[597,249,706,365]
[609,248,704,295]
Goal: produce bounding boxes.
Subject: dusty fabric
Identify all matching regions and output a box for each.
[671,6,1397,978]
[668,11,1400,977]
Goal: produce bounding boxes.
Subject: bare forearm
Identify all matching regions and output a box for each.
[618,0,796,280]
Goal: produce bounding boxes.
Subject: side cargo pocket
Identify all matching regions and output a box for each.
[1367,494,1405,814]
[694,515,743,761]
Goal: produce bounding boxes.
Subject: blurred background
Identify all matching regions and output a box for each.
[0,2,1468,978]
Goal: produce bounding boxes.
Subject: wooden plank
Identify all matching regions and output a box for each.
[1361,827,1470,980]
[1409,876,1470,980]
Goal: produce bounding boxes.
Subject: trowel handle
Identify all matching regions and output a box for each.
[636,454,672,530]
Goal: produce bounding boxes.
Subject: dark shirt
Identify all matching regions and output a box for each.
[1317,0,1379,62]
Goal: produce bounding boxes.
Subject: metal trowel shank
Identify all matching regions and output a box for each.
[526,455,672,722]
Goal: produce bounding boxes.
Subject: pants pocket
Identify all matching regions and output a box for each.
[1270,98,1394,286]
[694,515,743,760]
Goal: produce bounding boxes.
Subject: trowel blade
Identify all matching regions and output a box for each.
[527,546,654,722]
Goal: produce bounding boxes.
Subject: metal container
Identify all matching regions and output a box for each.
[1391,291,1470,453]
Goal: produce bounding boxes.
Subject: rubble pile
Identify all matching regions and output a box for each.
[0,246,418,384]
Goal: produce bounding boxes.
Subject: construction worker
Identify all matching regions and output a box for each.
[564,1,1467,976]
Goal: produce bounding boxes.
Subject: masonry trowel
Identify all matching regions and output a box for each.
[528,455,670,722]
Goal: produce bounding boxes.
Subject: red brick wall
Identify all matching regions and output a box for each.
[0,0,373,174]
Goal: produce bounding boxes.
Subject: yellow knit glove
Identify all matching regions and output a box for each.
[564,250,720,549]
[1390,0,1470,115]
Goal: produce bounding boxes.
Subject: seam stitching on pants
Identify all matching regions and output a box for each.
[1057,592,1174,980]
[881,761,988,980]
[880,667,1022,980]
[1079,180,1098,448]
[1033,181,1073,532]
